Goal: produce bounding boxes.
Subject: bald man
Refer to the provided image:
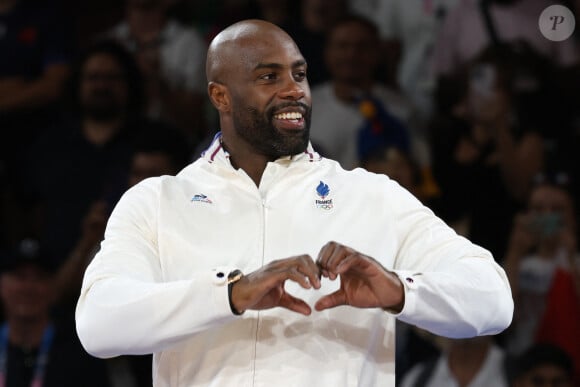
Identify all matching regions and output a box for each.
[75,20,513,386]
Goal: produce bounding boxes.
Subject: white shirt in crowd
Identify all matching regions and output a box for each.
[309,82,425,170]
[400,344,508,387]
[433,0,578,76]
[108,20,207,93]
[350,0,462,120]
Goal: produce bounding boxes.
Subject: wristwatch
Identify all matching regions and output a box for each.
[227,269,244,315]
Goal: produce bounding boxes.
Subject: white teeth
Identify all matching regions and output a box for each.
[274,112,302,120]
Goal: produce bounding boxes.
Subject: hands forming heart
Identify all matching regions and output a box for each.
[230,241,405,316]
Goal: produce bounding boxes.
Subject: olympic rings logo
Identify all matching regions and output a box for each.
[316,200,334,210]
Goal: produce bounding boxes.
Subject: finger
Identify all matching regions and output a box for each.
[284,267,315,290]
[295,255,321,289]
[262,258,315,289]
[317,241,341,279]
[278,292,312,316]
[335,254,377,276]
[325,246,352,279]
[314,289,346,311]
[316,241,337,273]
[319,267,330,279]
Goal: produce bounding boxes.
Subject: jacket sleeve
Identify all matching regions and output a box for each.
[387,180,514,338]
[75,178,237,358]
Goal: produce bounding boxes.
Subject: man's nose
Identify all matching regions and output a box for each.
[278,76,306,100]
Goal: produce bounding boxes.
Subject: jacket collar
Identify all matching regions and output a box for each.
[201,132,321,167]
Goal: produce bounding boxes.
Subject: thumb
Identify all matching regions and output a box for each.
[278,292,313,316]
[314,290,346,311]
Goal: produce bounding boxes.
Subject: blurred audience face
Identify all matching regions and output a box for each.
[301,0,346,32]
[466,63,510,125]
[363,147,416,192]
[527,183,575,240]
[0,265,54,322]
[513,364,572,387]
[80,53,129,121]
[325,20,379,84]
[0,1,19,13]
[128,152,176,187]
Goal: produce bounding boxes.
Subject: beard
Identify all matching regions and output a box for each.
[232,101,312,159]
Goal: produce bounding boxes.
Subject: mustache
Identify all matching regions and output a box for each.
[267,102,311,117]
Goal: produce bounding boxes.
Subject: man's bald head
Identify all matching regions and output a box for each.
[206,19,300,84]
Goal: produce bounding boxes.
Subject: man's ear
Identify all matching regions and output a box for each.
[208,82,231,112]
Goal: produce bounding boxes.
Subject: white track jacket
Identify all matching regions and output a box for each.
[76,134,513,386]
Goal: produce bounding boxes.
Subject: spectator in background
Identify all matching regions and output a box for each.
[433,0,578,77]
[0,238,111,387]
[13,40,145,268]
[181,0,262,43]
[350,0,462,126]
[52,119,189,387]
[284,0,350,87]
[547,53,580,229]
[0,0,72,160]
[126,120,192,187]
[430,43,548,258]
[360,145,422,200]
[309,14,423,171]
[54,119,191,307]
[509,343,576,387]
[247,0,293,27]
[106,0,209,146]
[502,172,580,381]
[59,0,123,48]
[357,120,440,203]
[0,0,72,246]
[400,336,508,387]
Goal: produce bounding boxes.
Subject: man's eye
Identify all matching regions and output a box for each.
[295,71,307,81]
[260,73,277,80]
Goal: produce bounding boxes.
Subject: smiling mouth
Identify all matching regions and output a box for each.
[272,110,306,131]
[273,112,303,120]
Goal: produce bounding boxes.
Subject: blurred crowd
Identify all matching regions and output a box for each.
[0,0,579,386]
